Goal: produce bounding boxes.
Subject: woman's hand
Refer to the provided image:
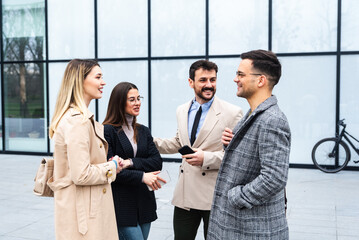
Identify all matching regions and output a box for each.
[109,155,124,173]
[143,171,166,191]
[121,159,133,169]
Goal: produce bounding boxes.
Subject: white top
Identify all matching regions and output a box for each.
[122,114,137,157]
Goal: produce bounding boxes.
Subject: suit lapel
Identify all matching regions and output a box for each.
[178,101,192,146]
[135,126,144,157]
[228,95,278,149]
[93,121,106,141]
[193,97,219,148]
[90,116,108,151]
[115,126,134,158]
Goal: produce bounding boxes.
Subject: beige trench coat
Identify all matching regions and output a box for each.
[50,108,118,240]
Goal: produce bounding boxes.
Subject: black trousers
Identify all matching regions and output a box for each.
[173,206,210,240]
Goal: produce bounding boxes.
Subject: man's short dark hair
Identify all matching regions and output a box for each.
[240,50,281,88]
[189,60,218,80]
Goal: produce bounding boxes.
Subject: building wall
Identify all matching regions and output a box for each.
[1,0,358,167]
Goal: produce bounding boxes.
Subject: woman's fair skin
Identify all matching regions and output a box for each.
[83,65,106,107]
[123,88,166,190]
[125,89,141,116]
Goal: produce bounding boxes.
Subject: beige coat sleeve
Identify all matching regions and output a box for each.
[153,129,182,154]
[64,117,116,185]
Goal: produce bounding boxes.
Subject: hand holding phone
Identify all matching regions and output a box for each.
[178,145,195,155]
[179,146,204,167]
[146,170,171,191]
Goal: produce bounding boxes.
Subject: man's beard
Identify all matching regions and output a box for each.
[196,87,216,101]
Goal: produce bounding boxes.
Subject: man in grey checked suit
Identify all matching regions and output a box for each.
[207,50,291,240]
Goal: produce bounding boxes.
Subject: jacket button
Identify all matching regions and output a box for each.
[202,172,206,176]
[103,188,107,194]
[181,170,183,173]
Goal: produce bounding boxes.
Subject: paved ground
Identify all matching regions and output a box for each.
[0,154,358,240]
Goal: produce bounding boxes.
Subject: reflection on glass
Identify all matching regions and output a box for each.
[151,59,194,136]
[209,0,268,55]
[151,0,205,57]
[0,66,2,150]
[340,55,359,166]
[2,0,45,61]
[48,0,94,59]
[151,59,195,159]
[272,0,337,53]
[4,63,47,152]
[97,0,147,58]
[274,56,336,164]
[341,0,359,51]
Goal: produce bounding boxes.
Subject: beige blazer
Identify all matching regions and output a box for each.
[154,96,243,210]
[51,108,118,240]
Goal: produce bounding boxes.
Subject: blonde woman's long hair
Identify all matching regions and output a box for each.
[49,59,100,138]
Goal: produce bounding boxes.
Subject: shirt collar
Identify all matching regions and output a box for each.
[191,97,214,111]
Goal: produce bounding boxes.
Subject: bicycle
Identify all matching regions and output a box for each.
[311,119,359,173]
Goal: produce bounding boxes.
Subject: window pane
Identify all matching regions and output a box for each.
[341,0,359,51]
[48,0,94,59]
[274,56,336,164]
[97,0,147,58]
[340,55,359,166]
[0,66,2,150]
[2,0,45,61]
[210,58,250,114]
[48,62,96,152]
[272,0,337,53]
[151,59,195,159]
[209,0,268,55]
[151,0,205,57]
[98,61,148,127]
[4,63,47,152]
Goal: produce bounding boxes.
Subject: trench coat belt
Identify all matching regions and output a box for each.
[47,176,72,191]
[48,178,87,234]
[76,186,88,235]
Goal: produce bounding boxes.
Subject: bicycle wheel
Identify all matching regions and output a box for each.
[311,138,350,173]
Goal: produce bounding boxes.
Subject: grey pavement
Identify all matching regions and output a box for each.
[0,154,358,240]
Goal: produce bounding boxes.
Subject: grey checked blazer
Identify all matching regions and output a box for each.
[207,95,290,240]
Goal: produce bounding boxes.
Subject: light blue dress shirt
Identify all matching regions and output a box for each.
[187,97,214,144]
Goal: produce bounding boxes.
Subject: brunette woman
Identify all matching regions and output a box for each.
[49,59,123,240]
[103,82,164,240]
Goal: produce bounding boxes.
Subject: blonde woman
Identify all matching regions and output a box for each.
[49,59,122,240]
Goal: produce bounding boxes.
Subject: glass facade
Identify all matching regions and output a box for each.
[272,0,338,53]
[2,0,46,152]
[47,0,94,59]
[0,0,357,169]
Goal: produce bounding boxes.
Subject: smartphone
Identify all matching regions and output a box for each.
[147,170,171,191]
[178,145,195,155]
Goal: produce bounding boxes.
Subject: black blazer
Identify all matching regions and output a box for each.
[104,124,163,227]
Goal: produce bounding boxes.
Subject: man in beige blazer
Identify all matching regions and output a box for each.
[154,60,243,240]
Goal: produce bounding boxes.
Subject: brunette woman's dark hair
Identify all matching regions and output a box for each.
[103,82,139,142]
